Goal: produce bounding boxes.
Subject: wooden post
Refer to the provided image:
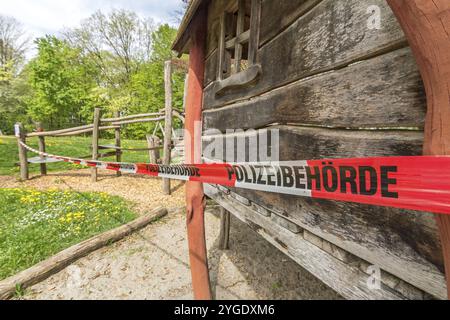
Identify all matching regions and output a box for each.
[15,123,28,181]
[163,60,173,195]
[184,5,212,300]
[218,207,231,250]
[91,108,101,182]
[387,0,450,299]
[36,122,47,176]
[114,111,122,177]
[147,135,161,164]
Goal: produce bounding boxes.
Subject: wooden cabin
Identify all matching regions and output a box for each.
[173,0,449,299]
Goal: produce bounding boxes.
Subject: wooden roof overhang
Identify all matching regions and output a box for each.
[172,0,207,55]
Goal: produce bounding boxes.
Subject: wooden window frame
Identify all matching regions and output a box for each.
[213,0,262,96]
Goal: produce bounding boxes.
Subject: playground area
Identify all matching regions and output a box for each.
[0,167,340,300]
[0,130,340,300]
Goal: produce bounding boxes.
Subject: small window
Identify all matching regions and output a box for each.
[214,0,261,95]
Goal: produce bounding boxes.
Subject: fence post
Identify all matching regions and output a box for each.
[36,122,47,176]
[15,123,29,181]
[146,135,161,164]
[163,60,173,195]
[114,111,122,177]
[91,108,101,182]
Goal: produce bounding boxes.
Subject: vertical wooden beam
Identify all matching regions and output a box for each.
[91,108,101,182]
[217,12,227,81]
[163,60,173,195]
[114,111,122,177]
[35,122,47,176]
[248,0,261,65]
[15,123,28,181]
[234,0,246,72]
[218,207,231,250]
[184,4,212,301]
[147,135,160,164]
[387,0,450,299]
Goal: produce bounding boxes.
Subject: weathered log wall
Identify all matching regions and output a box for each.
[201,0,446,299]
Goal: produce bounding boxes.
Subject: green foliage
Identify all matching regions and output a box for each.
[126,24,187,139]
[0,188,137,280]
[0,14,32,135]
[27,36,100,130]
[0,66,32,134]
[0,10,186,140]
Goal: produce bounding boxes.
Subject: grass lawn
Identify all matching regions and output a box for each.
[0,188,137,280]
[0,135,152,176]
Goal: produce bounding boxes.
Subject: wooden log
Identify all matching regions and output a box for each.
[0,208,168,300]
[218,207,231,250]
[91,108,101,182]
[203,48,426,131]
[259,0,321,46]
[35,122,47,176]
[163,60,173,195]
[147,135,161,164]
[15,123,28,181]
[101,112,163,123]
[203,126,424,162]
[184,5,212,300]
[387,0,450,299]
[110,116,166,126]
[114,111,122,177]
[55,126,119,137]
[27,124,93,137]
[98,144,164,152]
[204,50,218,87]
[205,184,406,300]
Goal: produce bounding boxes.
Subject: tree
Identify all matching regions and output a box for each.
[0,15,31,134]
[27,36,101,129]
[172,0,190,24]
[64,10,155,86]
[0,15,30,76]
[127,24,186,139]
[0,66,32,134]
[63,9,157,127]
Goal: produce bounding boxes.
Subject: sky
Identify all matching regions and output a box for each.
[1,0,182,57]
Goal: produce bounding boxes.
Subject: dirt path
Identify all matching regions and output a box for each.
[0,170,341,300]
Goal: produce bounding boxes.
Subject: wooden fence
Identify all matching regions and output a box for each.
[16,60,186,195]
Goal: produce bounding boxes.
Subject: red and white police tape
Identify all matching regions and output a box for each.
[18,140,450,215]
